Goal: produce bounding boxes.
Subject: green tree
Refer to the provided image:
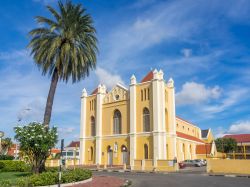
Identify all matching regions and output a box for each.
[28,0,98,127]
[215,137,237,153]
[14,122,58,173]
[0,137,13,155]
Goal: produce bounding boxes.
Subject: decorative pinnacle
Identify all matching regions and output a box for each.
[82,88,87,97]
[167,77,174,88]
[130,74,137,85]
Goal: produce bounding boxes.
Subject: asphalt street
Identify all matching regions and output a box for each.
[93,170,250,187]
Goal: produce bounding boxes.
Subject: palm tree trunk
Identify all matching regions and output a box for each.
[43,69,59,127]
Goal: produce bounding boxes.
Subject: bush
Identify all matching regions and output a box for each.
[45,166,59,172]
[0,155,14,160]
[0,160,30,172]
[62,168,92,183]
[15,168,92,186]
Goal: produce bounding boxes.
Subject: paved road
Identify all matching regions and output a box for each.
[93,171,250,187]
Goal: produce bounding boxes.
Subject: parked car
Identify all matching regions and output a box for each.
[194,159,206,166]
[182,159,202,167]
[179,162,186,169]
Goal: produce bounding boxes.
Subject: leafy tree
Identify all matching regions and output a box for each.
[0,137,13,155]
[28,0,98,127]
[14,122,58,173]
[215,137,237,153]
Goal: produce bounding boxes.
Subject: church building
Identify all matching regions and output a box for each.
[79,69,214,167]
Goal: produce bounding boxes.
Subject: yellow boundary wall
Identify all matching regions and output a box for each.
[207,159,250,175]
[133,159,177,172]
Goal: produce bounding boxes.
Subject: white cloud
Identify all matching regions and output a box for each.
[228,121,250,134]
[181,48,192,58]
[95,67,125,89]
[202,89,248,114]
[176,82,221,105]
[214,120,250,137]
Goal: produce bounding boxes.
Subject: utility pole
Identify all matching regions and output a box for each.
[58,139,64,187]
[0,131,4,154]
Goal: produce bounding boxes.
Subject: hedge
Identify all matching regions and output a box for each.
[0,155,14,160]
[0,160,30,172]
[0,168,92,187]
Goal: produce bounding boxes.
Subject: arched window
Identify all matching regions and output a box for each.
[90,146,93,161]
[144,144,149,159]
[143,108,150,132]
[91,116,95,136]
[113,110,122,134]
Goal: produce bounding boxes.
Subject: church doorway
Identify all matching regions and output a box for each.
[121,145,128,165]
[107,146,113,165]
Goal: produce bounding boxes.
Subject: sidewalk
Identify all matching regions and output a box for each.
[72,176,125,187]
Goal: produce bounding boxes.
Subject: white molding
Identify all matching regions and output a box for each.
[79,90,87,165]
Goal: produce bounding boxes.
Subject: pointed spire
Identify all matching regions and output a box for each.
[167,77,174,88]
[130,74,137,85]
[82,88,87,97]
[158,69,164,80]
[153,69,159,80]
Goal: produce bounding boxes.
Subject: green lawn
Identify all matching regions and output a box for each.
[0,172,31,181]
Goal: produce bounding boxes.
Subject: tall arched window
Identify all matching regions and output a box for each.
[90,146,93,161]
[113,110,122,134]
[144,144,149,159]
[91,116,95,136]
[143,108,150,132]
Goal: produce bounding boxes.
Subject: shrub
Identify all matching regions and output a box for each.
[45,166,59,172]
[15,168,92,186]
[62,168,92,183]
[0,160,30,172]
[0,179,12,187]
[0,155,14,160]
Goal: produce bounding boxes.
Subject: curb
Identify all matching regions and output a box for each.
[37,177,92,187]
[208,173,250,178]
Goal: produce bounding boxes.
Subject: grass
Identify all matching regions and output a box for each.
[0,171,31,182]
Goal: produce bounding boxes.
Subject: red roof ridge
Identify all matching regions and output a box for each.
[223,134,250,143]
[141,71,154,83]
[91,87,98,95]
[67,141,80,148]
[176,131,204,143]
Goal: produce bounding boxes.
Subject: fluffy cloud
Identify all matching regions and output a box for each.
[176,82,221,105]
[214,121,250,137]
[228,121,250,134]
[202,89,248,114]
[95,67,125,89]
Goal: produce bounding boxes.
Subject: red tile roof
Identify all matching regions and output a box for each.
[176,131,204,143]
[51,148,60,154]
[67,141,80,148]
[91,87,98,95]
[196,144,212,154]
[141,71,154,83]
[223,134,250,143]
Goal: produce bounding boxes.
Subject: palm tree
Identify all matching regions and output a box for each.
[28,0,98,127]
[1,138,13,155]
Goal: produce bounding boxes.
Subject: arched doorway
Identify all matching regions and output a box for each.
[182,143,185,160]
[144,144,149,159]
[121,145,128,165]
[107,146,113,165]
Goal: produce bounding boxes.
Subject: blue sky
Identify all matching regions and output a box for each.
[1,0,250,145]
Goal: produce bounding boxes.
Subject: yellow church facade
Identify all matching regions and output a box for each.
[79,69,214,168]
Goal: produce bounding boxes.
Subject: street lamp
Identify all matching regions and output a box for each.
[0,131,4,154]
